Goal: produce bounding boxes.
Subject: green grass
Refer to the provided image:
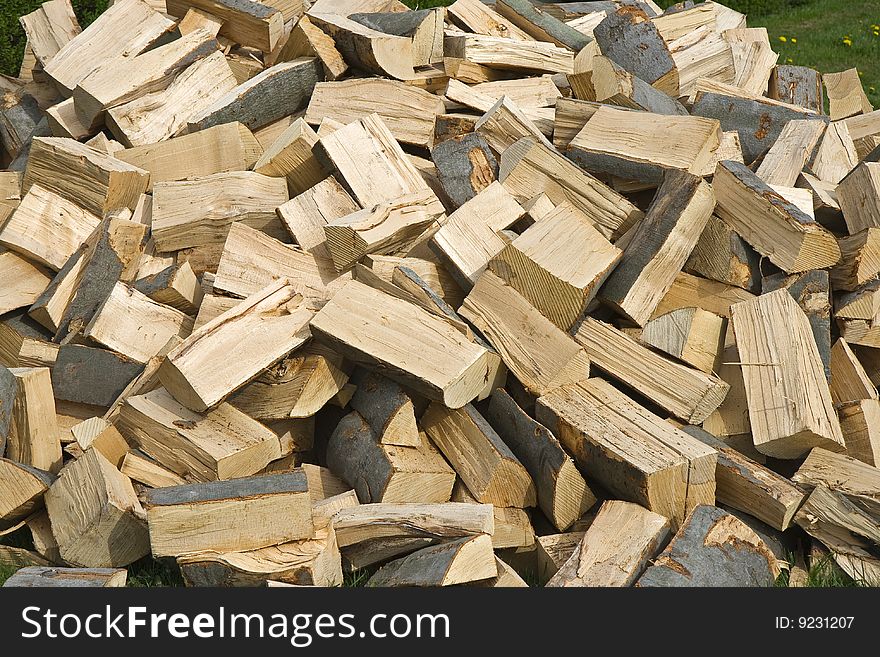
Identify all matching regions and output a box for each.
[775,555,869,588]
[0,564,18,586]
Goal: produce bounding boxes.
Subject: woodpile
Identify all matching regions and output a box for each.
[3,0,880,589]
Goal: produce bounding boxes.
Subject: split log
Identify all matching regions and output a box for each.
[0,312,58,370]
[655,271,756,319]
[368,534,496,587]
[349,8,444,67]
[684,214,761,292]
[837,162,880,235]
[683,425,804,531]
[838,400,880,467]
[326,412,455,504]
[0,458,54,528]
[669,25,736,101]
[571,317,729,424]
[636,505,779,586]
[422,402,535,508]
[45,98,99,140]
[252,118,326,195]
[830,339,878,406]
[0,252,51,316]
[498,136,643,241]
[590,55,688,116]
[120,451,187,488]
[3,567,126,588]
[178,7,224,36]
[143,471,313,557]
[793,447,880,518]
[567,106,721,183]
[823,68,873,121]
[134,261,204,315]
[151,171,288,252]
[0,94,46,163]
[444,33,574,75]
[475,557,528,587]
[278,15,347,81]
[18,0,81,68]
[536,532,583,585]
[446,0,533,41]
[754,119,826,187]
[713,160,840,274]
[117,387,282,481]
[51,345,143,408]
[486,389,595,531]
[165,0,285,52]
[22,137,149,218]
[69,417,128,468]
[474,95,553,154]
[769,65,823,113]
[731,289,844,459]
[349,369,419,447]
[430,132,498,209]
[115,123,263,191]
[45,448,149,567]
[495,0,590,50]
[810,121,858,185]
[536,378,716,528]
[652,2,716,40]
[547,501,669,587]
[277,176,359,253]
[4,367,62,473]
[640,307,726,373]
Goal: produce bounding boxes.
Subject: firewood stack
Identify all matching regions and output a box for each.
[2,0,880,589]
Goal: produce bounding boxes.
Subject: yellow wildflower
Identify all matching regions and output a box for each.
[791,38,797,43]
[778,35,787,42]
[786,57,793,63]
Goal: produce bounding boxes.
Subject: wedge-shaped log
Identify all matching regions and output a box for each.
[43,0,174,95]
[51,345,143,408]
[115,123,263,192]
[117,388,281,482]
[793,448,880,518]
[669,25,735,101]
[486,389,594,531]
[151,171,289,252]
[309,12,415,80]
[641,308,726,374]
[316,114,434,208]
[430,133,497,209]
[446,0,533,41]
[421,402,535,508]
[572,318,728,424]
[143,471,313,557]
[0,458,54,528]
[310,280,492,408]
[731,289,844,459]
[830,339,878,406]
[656,271,756,319]
[811,121,858,186]
[106,51,238,148]
[590,55,688,116]
[3,367,61,473]
[499,136,642,241]
[349,8,444,67]
[535,532,583,585]
[45,448,149,567]
[18,0,81,68]
[159,279,312,412]
[637,505,779,586]
[684,214,761,292]
[489,201,621,330]
[166,0,284,52]
[824,68,873,121]
[567,106,721,183]
[134,261,204,315]
[187,58,320,134]
[444,33,574,75]
[601,171,714,325]
[253,118,326,196]
[769,65,823,113]
[0,312,57,370]
[537,378,717,529]
[754,119,826,187]
[3,567,126,588]
[460,271,590,396]
[0,251,51,316]
[713,160,840,273]
[277,176,359,253]
[279,14,348,80]
[547,501,669,587]
[72,28,220,126]
[474,95,553,154]
[327,412,455,504]
[683,426,805,531]
[838,400,880,467]
[22,137,149,218]
[368,534,496,587]
[349,369,419,447]
[70,417,128,468]
[837,162,880,235]
[495,0,589,50]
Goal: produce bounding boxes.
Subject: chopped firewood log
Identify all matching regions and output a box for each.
[0,458,54,528]
[187,58,320,134]
[3,566,127,588]
[590,55,688,115]
[449,477,534,548]
[640,308,726,373]
[308,12,415,80]
[278,15,347,81]
[106,51,238,147]
[835,280,880,322]
[655,271,756,319]
[475,557,528,587]
[499,136,642,241]
[794,447,880,519]
[277,176,359,253]
[17,0,81,69]
[45,97,99,140]
[133,261,203,315]
[572,317,729,424]
[178,7,224,36]
[593,6,678,96]
[349,369,419,447]
[769,65,823,113]
[0,311,58,370]
[731,289,844,459]
[489,202,620,330]
[823,68,873,121]
[0,252,51,316]
[443,59,511,86]
[486,389,595,531]
[536,532,584,585]
[0,94,47,163]
[652,2,716,40]
[178,527,342,587]
[567,106,721,183]
[311,280,492,408]
[637,505,779,586]
[45,448,149,567]
[837,162,880,235]
[166,0,284,52]
[683,425,804,531]
[470,77,561,109]
[51,345,143,408]
[810,121,858,185]
[547,501,670,587]
[444,32,574,75]
[447,0,533,41]
[120,451,187,488]
[115,123,262,192]
[23,137,149,218]
[323,190,444,273]
[72,28,220,126]
[539,378,716,529]
[368,534,496,587]
[754,119,826,187]
[316,114,434,208]
[69,417,128,468]
[838,400,880,467]
[43,0,175,95]
[713,160,839,273]
[830,339,879,406]
[460,271,590,395]
[494,0,590,50]
[422,402,535,508]
[3,366,61,473]
[474,95,553,155]
[684,215,761,292]
[445,80,554,133]
[151,171,288,252]
[117,387,282,481]
[326,411,455,504]
[143,471,313,557]
[349,8,444,67]
[430,132,498,208]
[601,171,713,325]
[252,118,326,195]
[669,26,736,102]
